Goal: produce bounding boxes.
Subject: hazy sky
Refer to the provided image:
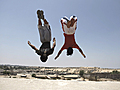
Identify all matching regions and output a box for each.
[0,0,120,68]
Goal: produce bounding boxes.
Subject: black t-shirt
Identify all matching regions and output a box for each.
[36,42,54,56]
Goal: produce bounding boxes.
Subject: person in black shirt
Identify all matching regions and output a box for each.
[28,10,56,62]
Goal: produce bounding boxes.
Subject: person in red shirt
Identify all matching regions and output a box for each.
[55,16,86,60]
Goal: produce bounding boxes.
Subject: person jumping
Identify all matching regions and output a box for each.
[55,16,86,60]
[28,10,56,62]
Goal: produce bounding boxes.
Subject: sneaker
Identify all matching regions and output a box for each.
[37,10,44,19]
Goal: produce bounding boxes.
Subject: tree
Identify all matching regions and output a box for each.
[32,74,36,77]
[111,70,120,74]
[79,70,84,77]
[3,71,11,75]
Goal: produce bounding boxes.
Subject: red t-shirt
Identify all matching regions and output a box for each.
[60,33,80,51]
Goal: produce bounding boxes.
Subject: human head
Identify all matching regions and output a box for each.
[40,54,48,62]
[67,47,73,56]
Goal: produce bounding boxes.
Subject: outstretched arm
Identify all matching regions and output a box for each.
[55,49,63,60]
[52,37,56,49]
[76,45,86,58]
[28,41,38,51]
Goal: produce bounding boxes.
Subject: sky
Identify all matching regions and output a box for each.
[0,0,120,68]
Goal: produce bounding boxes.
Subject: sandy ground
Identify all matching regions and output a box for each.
[0,77,120,90]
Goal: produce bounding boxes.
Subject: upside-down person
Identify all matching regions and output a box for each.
[28,10,56,62]
[55,16,86,60]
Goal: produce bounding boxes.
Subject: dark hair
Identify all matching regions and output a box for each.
[67,47,73,56]
[40,54,48,62]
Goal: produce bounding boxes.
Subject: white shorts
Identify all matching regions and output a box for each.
[61,16,77,35]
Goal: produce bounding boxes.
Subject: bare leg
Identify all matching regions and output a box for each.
[67,21,71,28]
[66,18,76,28]
[28,41,38,51]
[70,18,76,27]
[43,19,49,24]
